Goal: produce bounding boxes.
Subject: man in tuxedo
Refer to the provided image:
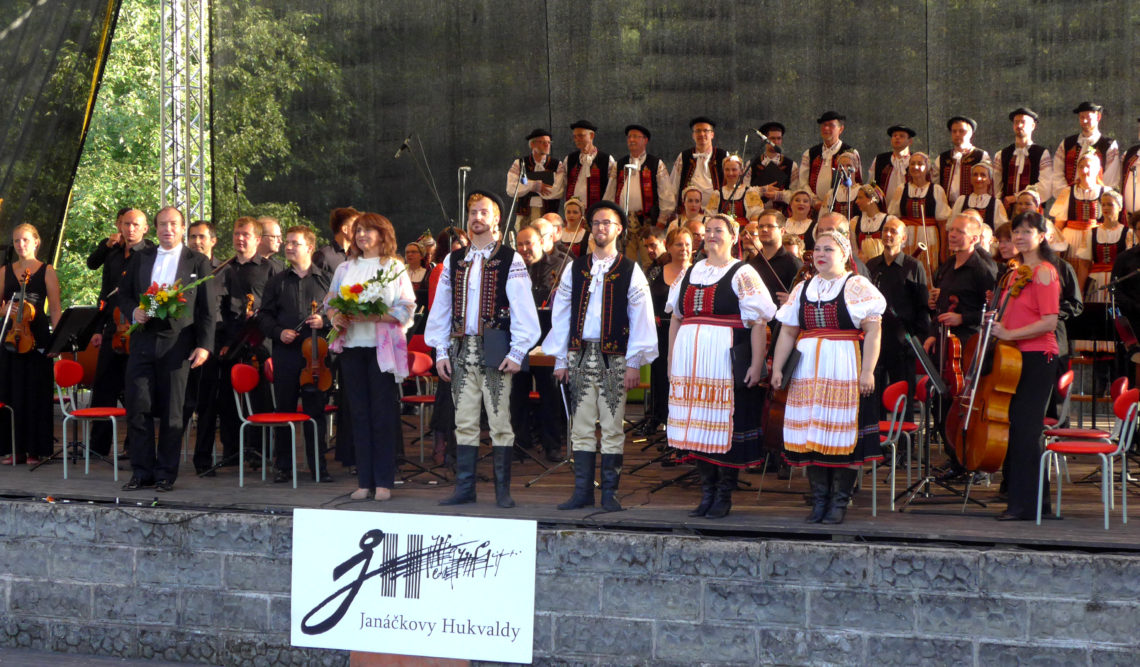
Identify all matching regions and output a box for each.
[119,206,217,491]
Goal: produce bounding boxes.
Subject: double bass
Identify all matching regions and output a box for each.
[760,262,814,454]
[944,263,1034,472]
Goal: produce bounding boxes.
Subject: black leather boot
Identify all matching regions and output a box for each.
[805,466,831,523]
[492,446,516,508]
[599,453,624,512]
[557,450,596,510]
[688,460,718,517]
[822,467,858,524]
[439,444,478,505]
[705,466,738,519]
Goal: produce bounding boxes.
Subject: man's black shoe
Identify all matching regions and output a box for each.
[273,469,290,484]
[121,477,154,491]
[154,480,174,492]
[312,471,333,483]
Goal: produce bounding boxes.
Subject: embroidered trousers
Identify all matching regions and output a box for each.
[568,342,627,454]
[451,336,514,448]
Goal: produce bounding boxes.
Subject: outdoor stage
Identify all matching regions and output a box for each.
[1,407,1139,666]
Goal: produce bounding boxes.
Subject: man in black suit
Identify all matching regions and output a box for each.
[119,206,217,491]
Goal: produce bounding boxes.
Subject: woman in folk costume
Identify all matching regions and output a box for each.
[887,151,951,271]
[950,160,1009,232]
[560,197,591,257]
[783,188,818,253]
[1050,147,1116,290]
[851,183,890,263]
[706,154,764,225]
[770,230,887,525]
[666,214,776,519]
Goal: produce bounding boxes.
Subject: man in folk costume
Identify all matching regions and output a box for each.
[934,116,989,212]
[506,128,564,231]
[606,124,674,264]
[870,125,915,204]
[1054,101,1121,193]
[556,120,616,210]
[795,111,862,214]
[425,191,541,508]
[543,201,658,512]
[671,116,727,209]
[746,121,799,214]
[994,107,1053,215]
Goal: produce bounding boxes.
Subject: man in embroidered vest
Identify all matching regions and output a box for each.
[994,107,1053,214]
[671,116,727,209]
[934,116,989,209]
[795,111,862,214]
[425,190,541,508]
[870,125,914,203]
[1054,101,1121,193]
[506,128,564,231]
[543,201,658,512]
[556,120,615,210]
[746,121,799,214]
[606,124,674,265]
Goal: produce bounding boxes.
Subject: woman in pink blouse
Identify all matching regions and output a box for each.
[991,211,1061,520]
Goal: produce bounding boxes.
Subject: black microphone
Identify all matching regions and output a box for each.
[394,135,412,159]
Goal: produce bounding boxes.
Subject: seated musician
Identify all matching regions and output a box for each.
[991,212,1062,521]
[258,226,332,483]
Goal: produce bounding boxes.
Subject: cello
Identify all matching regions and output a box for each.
[938,295,964,396]
[299,301,332,391]
[760,261,814,454]
[944,262,1033,472]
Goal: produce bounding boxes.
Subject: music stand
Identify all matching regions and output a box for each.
[895,332,987,511]
[32,306,102,471]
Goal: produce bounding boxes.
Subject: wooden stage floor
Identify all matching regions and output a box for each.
[4,408,1139,554]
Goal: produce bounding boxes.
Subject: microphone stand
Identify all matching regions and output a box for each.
[500,156,528,241]
[396,132,452,229]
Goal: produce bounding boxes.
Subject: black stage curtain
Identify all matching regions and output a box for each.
[210,0,1139,241]
[0,0,121,260]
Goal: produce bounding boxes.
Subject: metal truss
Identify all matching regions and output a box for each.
[159,0,208,221]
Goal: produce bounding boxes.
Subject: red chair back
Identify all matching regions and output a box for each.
[408,334,432,356]
[881,381,908,414]
[916,376,929,403]
[231,363,260,394]
[1111,377,1130,402]
[408,350,434,376]
[263,357,275,383]
[54,359,84,390]
[1057,370,1074,400]
[1114,388,1140,421]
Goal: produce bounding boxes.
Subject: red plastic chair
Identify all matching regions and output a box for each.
[1041,370,1076,430]
[1038,388,1139,529]
[400,350,436,462]
[873,381,910,514]
[54,359,126,480]
[231,363,318,488]
[1044,371,1111,443]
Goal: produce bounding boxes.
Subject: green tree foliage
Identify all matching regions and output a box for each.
[58,0,161,308]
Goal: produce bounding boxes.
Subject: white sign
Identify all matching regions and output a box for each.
[290,509,536,663]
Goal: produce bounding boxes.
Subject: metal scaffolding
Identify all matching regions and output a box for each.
[159,0,208,221]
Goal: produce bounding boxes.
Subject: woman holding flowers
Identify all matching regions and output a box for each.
[0,223,61,464]
[326,212,416,501]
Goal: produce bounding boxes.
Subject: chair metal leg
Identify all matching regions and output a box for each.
[239,425,246,487]
[1036,451,1048,525]
[110,418,119,481]
[83,421,91,475]
[290,423,298,489]
[62,416,72,480]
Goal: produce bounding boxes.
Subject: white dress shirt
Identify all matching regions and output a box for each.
[151,244,182,287]
[543,253,659,370]
[671,150,715,206]
[423,242,540,365]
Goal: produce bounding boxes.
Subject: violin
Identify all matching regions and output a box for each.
[299,300,332,391]
[939,295,964,396]
[944,262,1033,473]
[3,269,35,354]
[111,307,131,355]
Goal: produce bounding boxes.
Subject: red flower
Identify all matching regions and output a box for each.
[145,282,160,296]
[349,283,364,294]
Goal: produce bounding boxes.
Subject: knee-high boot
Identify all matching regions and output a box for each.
[822,467,858,524]
[492,446,516,508]
[705,466,738,519]
[599,453,623,512]
[805,466,832,523]
[439,444,477,505]
[557,450,596,510]
[688,459,718,517]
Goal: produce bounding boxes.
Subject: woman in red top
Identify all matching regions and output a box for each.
[992,211,1061,520]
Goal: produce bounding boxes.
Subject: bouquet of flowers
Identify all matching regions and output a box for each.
[126,275,215,334]
[326,263,406,344]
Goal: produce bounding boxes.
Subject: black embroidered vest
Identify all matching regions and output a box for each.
[448,244,515,337]
[568,254,635,355]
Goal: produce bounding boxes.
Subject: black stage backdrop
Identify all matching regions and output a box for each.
[0,0,121,257]
[213,0,1140,242]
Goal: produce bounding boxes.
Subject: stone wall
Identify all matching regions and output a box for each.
[1,501,1138,665]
